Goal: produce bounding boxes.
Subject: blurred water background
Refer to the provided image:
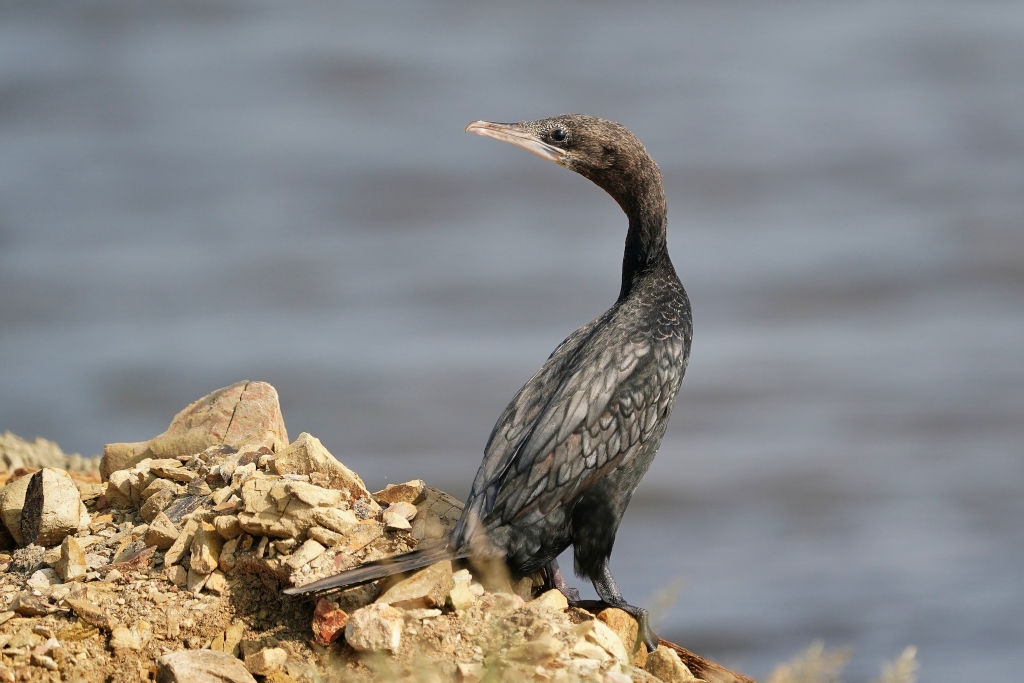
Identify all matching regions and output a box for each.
[2,1,1023,680]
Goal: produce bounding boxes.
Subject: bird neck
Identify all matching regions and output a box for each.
[616,173,668,300]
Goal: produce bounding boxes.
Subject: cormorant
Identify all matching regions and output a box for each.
[284,115,692,651]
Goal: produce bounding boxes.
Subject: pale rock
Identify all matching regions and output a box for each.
[448,581,477,611]
[387,501,418,521]
[284,539,325,569]
[507,634,564,661]
[187,567,210,594]
[165,565,188,587]
[238,477,346,539]
[55,535,87,582]
[456,662,483,683]
[205,570,228,595]
[285,480,343,508]
[145,512,180,550]
[101,381,288,480]
[1,468,82,547]
[373,480,426,505]
[214,515,242,539]
[644,646,699,683]
[344,603,403,653]
[307,526,344,547]
[312,508,358,535]
[110,620,151,650]
[140,477,178,501]
[598,608,642,662]
[377,560,453,609]
[27,568,58,592]
[104,471,135,509]
[272,538,296,555]
[270,432,370,500]
[157,649,257,683]
[382,508,412,530]
[530,589,569,612]
[140,487,176,523]
[345,521,383,553]
[574,619,629,664]
[245,647,287,675]
[66,597,115,631]
[211,486,236,506]
[190,523,224,574]
[164,519,199,565]
[218,537,239,572]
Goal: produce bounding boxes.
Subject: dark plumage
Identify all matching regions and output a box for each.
[284,115,692,651]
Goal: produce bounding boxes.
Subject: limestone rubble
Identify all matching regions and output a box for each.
[0,382,754,683]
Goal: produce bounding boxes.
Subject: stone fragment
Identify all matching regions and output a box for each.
[104,470,135,509]
[307,526,344,547]
[214,515,242,539]
[101,381,288,480]
[245,647,287,675]
[1,468,81,547]
[211,486,235,506]
[644,645,699,682]
[284,539,326,569]
[165,564,188,587]
[165,519,199,565]
[387,501,418,521]
[218,537,239,572]
[273,538,296,555]
[312,508,358,535]
[66,597,114,631]
[140,477,178,501]
[345,521,383,553]
[456,662,483,683]
[205,570,228,595]
[145,512,181,550]
[140,487,176,523]
[412,487,464,538]
[373,480,426,505]
[598,608,642,662]
[187,567,210,594]
[344,603,403,653]
[110,620,151,650]
[55,535,87,582]
[222,621,245,657]
[382,508,412,530]
[270,432,369,500]
[11,592,49,616]
[28,567,58,592]
[377,561,453,609]
[190,523,223,574]
[448,570,477,611]
[311,599,348,646]
[573,619,629,664]
[530,588,569,612]
[156,649,257,683]
[507,634,564,661]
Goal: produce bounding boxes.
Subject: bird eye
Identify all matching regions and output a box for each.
[550,128,567,142]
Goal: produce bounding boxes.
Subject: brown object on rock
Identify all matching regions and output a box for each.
[311,599,348,646]
[102,381,288,480]
[270,432,370,501]
[140,487,176,523]
[11,592,49,617]
[3,468,81,547]
[376,560,454,610]
[373,479,426,505]
[156,649,257,683]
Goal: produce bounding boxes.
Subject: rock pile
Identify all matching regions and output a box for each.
[0,381,752,683]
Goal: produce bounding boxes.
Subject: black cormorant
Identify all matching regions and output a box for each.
[285,115,692,651]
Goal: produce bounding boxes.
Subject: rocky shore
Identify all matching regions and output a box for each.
[0,382,912,683]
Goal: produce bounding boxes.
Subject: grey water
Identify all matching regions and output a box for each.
[2,1,1023,680]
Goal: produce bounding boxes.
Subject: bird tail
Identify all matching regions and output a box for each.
[282,540,465,596]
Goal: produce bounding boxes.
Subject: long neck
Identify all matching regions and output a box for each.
[614,162,668,300]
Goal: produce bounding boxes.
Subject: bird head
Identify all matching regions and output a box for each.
[465,114,661,218]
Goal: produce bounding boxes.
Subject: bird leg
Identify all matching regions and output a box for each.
[543,559,581,603]
[592,562,659,652]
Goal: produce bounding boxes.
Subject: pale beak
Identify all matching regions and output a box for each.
[465,120,567,163]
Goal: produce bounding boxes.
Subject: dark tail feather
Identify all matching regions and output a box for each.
[282,540,465,596]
